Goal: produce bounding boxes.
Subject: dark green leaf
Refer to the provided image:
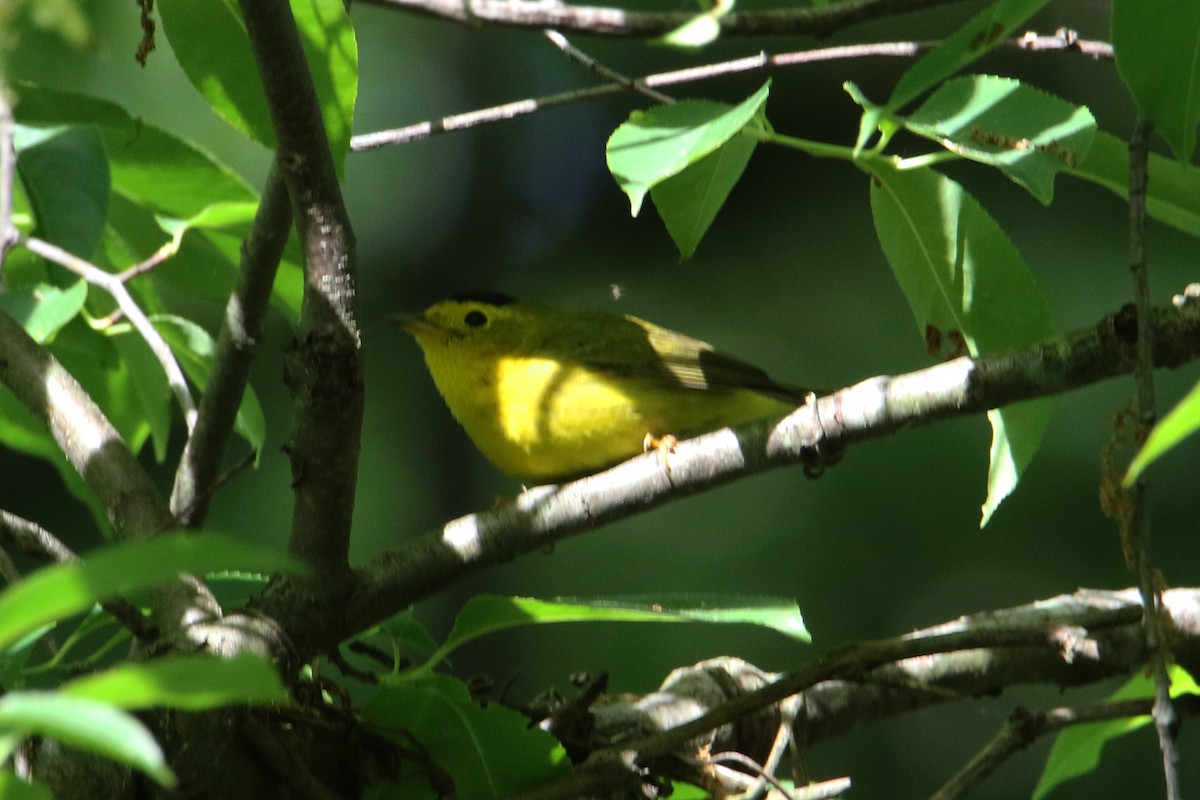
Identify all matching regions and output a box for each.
[14,125,109,262]
[1112,0,1200,161]
[363,674,569,800]
[109,327,173,463]
[650,132,757,258]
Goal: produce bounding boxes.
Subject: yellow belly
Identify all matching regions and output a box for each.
[433,354,793,483]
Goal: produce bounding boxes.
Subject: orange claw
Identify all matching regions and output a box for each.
[643,433,679,477]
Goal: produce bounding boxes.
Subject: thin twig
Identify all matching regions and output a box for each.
[350,34,1113,150]
[1126,117,1180,800]
[929,699,1169,800]
[20,235,199,433]
[117,239,179,283]
[544,29,674,104]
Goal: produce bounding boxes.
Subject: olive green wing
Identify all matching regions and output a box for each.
[561,312,810,402]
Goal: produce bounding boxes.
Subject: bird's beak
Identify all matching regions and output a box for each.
[387,314,434,336]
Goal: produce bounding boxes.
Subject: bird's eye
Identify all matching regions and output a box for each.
[463,310,488,328]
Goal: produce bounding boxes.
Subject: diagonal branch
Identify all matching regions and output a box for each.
[170,164,292,527]
[519,587,1200,800]
[0,305,173,541]
[258,295,1200,656]
[351,32,1113,150]
[237,0,363,577]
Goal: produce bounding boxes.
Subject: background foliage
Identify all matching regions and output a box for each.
[1,0,1199,797]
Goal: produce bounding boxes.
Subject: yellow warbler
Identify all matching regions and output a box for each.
[395,292,813,483]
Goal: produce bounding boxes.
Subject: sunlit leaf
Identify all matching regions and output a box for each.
[0,693,175,787]
[607,81,770,215]
[1125,379,1200,485]
[869,163,1055,524]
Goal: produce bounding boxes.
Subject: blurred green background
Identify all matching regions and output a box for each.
[5,1,1199,796]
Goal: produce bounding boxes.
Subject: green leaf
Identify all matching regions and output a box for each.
[607,81,771,216]
[157,0,273,150]
[158,0,357,174]
[0,692,175,787]
[0,280,87,343]
[868,163,1055,524]
[0,533,306,651]
[650,131,757,258]
[13,125,110,261]
[363,674,569,800]
[904,76,1096,203]
[1112,0,1200,161]
[1124,378,1200,485]
[152,315,267,455]
[62,653,288,710]
[1033,666,1199,799]
[1068,130,1200,237]
[292,0,358,172]
[12,82,303,321]
[426,594,808,669]
[0,771,54,800]
[108,328,173,463]
[886,0,1052,113]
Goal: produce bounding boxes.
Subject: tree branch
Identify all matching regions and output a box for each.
[237,0,363,577]
[257,295,1200,656]
[929,698,1180,800]
[0,307,173,540]
[170,163,291,527]
[0,509,155,640]
[358,0,971,38]
[351,31,1113,150]
[515,588,1200,800]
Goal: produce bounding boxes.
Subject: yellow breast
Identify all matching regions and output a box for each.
[424,346,791,483]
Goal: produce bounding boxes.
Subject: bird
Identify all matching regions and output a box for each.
[394,292,814,484]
